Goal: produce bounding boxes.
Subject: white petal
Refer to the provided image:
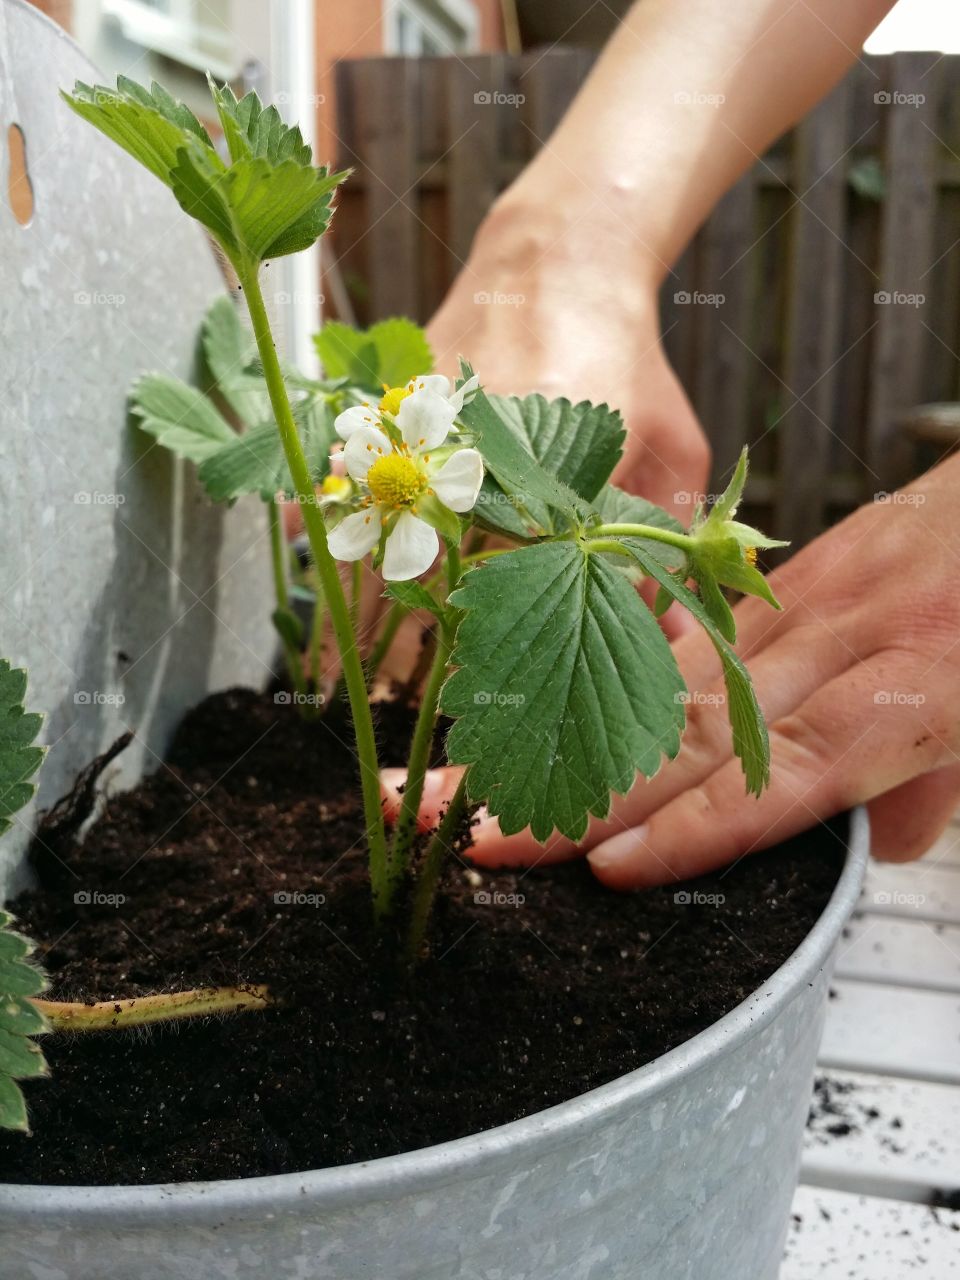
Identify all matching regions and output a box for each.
[396,388,457,452]
[430,448,484,513]
[407,374,451,399]
[382,512,439,581]
[343,425,392,481]
[334,404,378,440]
[327,508,382,562]
[449,373,480,413]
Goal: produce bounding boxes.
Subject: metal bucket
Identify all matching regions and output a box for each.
[0,810,868,1280]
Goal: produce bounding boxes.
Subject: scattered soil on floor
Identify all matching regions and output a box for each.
[0,688,845,1185]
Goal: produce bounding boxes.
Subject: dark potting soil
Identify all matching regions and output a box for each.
[0,688,845,1186]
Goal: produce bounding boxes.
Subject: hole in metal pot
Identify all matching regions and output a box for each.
[7,123,34,226]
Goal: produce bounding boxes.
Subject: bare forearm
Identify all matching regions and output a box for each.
[499,0,895,280]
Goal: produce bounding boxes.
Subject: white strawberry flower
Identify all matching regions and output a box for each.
[328,374,483,581]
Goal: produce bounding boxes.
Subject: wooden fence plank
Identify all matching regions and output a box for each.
[446,56,504,267]
[866,53,942,492]
[776,78,850,544]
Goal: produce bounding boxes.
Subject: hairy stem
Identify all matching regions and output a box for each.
[236,265,389,916]
[269,498,310,709]
[308,581,327,690]
[589,523,694,552]
[33,985,271,1031]
[406,771,471,962]
[366,600,407,689]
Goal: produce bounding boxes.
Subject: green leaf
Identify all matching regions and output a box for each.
[201,296,269,425]
[443,543,686,841]
[0,662,43,838]
[314,318,433,391]
[61,78,214,187]
[130,374,236,464]
[696,571,737,643]
[457,371,586,538]
[384,581,446,621]
[0,1075,28,1133]
[475,394,625,539]
[314,322,382,386]
[367,319,433,387]
[209,78,312,167]
[620,547,770,795]
[0,665,49,1131]
[593,484,689,570]
[711,446,748,521]
[197,422,287,501]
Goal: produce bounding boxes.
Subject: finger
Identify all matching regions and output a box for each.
[587,660,943,890]
[867,764,960,863]
[380,766,464,833]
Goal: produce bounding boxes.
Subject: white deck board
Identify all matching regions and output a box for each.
[835,915,960,992]
[920,828,960,868]
[818,980,960,1085]
[782,1187,960,1277]
[802,1068,960,1203]
[863,862,960,925]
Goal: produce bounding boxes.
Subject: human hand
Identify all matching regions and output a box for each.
[383,456,960,883]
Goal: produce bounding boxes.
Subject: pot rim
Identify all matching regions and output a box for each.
[0,808,869,1220]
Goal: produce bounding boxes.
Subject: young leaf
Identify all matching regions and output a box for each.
[130,374,236,463]
[620,546,770,795]
[367,319,433,388]
[314,322,381,386]
[209,78,312,167]
[384,581,446,622]
[0,663,49,1132]
[443,543,686,841]
[197,422,288,501]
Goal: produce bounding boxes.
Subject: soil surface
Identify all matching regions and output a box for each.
[0,688,845,1186]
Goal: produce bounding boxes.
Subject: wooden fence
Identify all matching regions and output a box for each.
[331,50,960,547]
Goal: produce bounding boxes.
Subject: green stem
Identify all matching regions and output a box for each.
[308,582,326,690]
[237,264,390,916]
[366,600,407,689]
[350,560,363,631]
[388,548,462,884]
[268,498,309,707]
[406,771,471,962]
[388,618,452,884]
[589,523,695,552]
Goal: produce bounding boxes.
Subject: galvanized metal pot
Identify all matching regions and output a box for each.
[0,810,868,1280]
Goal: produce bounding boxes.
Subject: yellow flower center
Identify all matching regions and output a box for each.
[744,546,758,566]
[378,383,413,417]
[321,474,351,498]
[366,452,427,509]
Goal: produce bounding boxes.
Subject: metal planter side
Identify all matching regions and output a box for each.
[0,810,869,1280]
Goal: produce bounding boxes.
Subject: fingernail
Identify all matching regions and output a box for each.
[380,767,407,795]
[587,826,649,871]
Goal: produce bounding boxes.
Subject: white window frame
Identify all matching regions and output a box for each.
[384,0,479,56]
[102,0,239,79]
